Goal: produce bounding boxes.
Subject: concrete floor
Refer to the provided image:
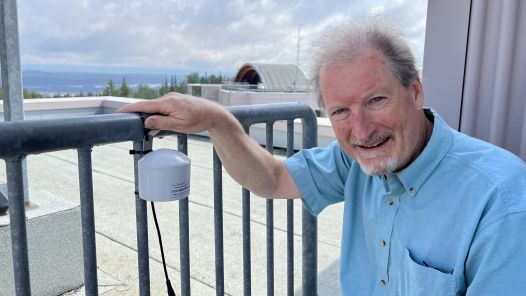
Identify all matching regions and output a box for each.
[0,135,343,295]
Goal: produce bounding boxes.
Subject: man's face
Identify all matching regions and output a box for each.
[320,50,425,175]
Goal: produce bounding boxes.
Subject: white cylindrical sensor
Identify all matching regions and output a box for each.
[138,149,190,202]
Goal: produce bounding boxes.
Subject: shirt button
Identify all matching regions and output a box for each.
[380,239,386,247]
[379,279,386,287]
[386,198,394,205]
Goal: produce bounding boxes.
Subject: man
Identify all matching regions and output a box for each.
[119,18,526,295]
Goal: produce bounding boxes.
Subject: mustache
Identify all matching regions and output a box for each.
[350,131,391,147]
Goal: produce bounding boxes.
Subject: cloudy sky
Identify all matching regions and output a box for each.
[17,0,428,74]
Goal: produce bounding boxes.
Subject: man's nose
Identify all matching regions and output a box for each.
[348,110,371,141]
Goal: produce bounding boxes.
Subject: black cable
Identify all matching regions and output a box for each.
[151,201,176,296]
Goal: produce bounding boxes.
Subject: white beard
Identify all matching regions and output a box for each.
[357,154,398,176]
[349,131,398,175]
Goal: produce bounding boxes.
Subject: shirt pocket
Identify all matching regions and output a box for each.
[397,248,456,296]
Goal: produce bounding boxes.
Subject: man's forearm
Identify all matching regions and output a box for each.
[208,109,300,199]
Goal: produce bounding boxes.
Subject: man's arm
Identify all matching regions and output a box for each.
[117,92,301,199]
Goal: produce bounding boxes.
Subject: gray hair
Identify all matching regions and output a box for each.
[310,17,419,108]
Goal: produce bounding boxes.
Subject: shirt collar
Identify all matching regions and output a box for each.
[394,108,453,196]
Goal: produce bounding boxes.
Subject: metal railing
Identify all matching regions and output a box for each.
[0,102,318,296]
[221,82,311,92]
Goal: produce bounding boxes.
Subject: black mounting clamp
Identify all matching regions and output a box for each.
[129,112,161,155]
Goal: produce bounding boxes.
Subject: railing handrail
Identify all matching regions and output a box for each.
[0,113,145,158]
[0,102,317,159]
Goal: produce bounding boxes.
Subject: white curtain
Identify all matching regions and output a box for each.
[460,0,526,160]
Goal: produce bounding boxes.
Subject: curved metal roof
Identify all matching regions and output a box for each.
[234,63,309,91]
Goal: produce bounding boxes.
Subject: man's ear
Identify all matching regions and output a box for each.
[410,78,424,108]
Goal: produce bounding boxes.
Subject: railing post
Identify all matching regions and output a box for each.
[265,123,275,296]
[1,0,30,205]
[78,146,99,295]
[301,113,318,296]
[242,125,252,296]
[286,119,295,296]
[213,148,225,296]
[6,156,31,296]
[133,140,151,296]
[178,134,191,296]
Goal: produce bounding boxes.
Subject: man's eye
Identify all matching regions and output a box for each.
[371,96,386,103]
[368,96,388,109]
[330,108,349,120]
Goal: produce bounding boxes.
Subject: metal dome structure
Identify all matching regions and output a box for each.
[233,63,309,91]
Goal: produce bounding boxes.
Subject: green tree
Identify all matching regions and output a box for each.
[135,84,159,99]
[170,75,176,92]
[175,82,186,93]
[199,72,208,84]
[159,77,170,96]
[120,77,130,97]
[23,88,43,99]
[186,72,199,84]
[1,87,41,99]
[103,79,117,96]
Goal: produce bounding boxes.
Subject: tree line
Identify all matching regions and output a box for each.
[0,71,227,100]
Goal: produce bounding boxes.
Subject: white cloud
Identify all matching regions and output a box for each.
[17,0,428,74]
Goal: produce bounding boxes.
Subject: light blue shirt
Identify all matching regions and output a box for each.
[284,110,526,295]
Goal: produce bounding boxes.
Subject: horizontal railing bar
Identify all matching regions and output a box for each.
[0,113,145,158]
[154,102,317,138]
[227,102,316,126]
[0,102,316,159]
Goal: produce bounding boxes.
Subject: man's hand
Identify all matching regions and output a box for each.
[117,92,228,134]
[118,92,301,199]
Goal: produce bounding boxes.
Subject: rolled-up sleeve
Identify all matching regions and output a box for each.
[284,141,352,216]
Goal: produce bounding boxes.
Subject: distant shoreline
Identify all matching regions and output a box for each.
[22,70,180,94]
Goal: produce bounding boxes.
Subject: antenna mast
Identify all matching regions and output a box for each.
[293,24,302,90]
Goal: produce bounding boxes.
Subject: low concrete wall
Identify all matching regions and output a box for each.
[0,97,127,120]
[0,188,84,296]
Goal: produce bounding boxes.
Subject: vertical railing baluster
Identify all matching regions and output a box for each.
[1,0,30,205]
[178,134,191,296]
[77,146,98,296]
[286,119,295,296]
[302,114,318,296]
[265,123,274,296]
[133,140,150,296]
[6,156,31,296]
[213,149,225,296]
[242,125,252,296]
